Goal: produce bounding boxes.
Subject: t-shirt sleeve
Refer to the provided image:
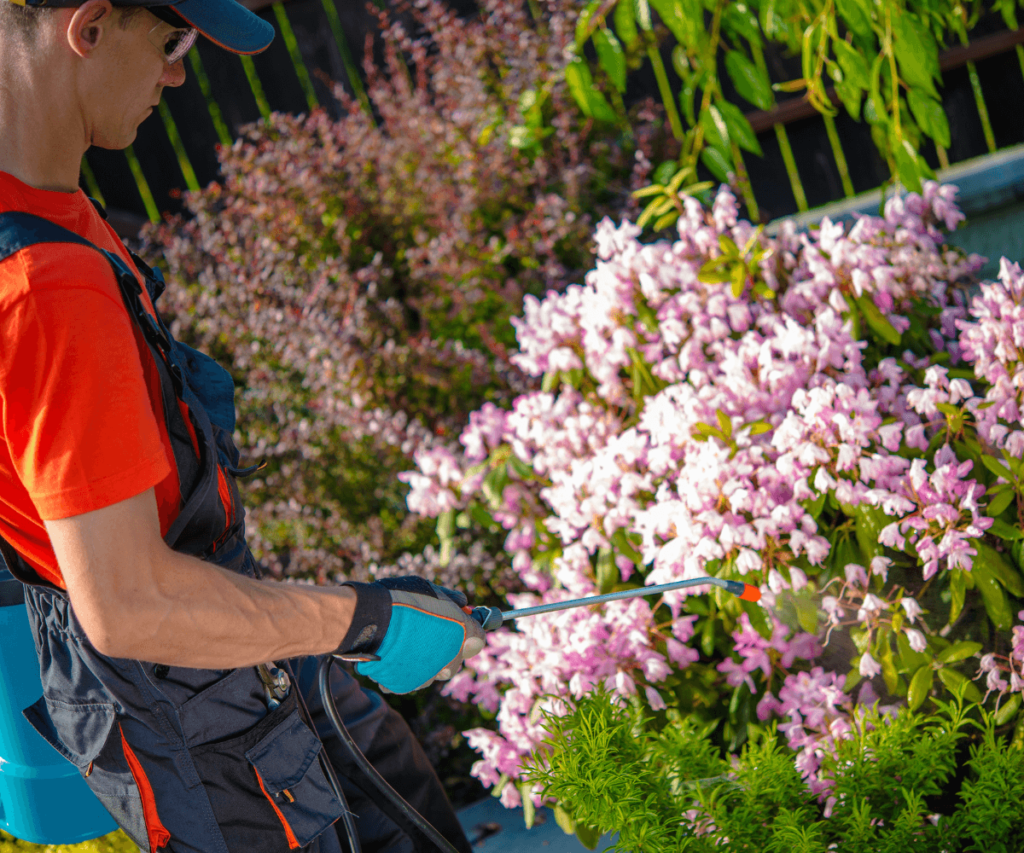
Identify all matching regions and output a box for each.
[0,246,172,520]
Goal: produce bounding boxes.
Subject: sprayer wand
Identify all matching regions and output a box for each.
[469,576,762,631]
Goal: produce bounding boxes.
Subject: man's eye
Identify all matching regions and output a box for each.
[165,31,184,56]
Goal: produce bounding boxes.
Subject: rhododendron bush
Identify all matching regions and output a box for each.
[402,182,1024,819]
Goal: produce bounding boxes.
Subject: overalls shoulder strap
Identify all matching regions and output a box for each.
[0,206,255,582]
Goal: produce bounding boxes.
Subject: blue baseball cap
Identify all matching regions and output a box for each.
[9,0,275,55]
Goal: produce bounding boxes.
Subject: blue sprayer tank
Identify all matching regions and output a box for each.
[0,569,116,843]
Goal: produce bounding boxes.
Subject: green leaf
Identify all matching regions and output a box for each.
[700,104,730,151]
[611,528,643,566]
[701,616,716,657]
[741,597,772,640]
[716,408,732,437]
[481,465,509,508]
[730,264,746,299]
[879,635,899,694]
[541,370,559,393]
[794,594,819,635]
[977,540,1024,597]
[894,140,924,194]
[553,803,576,835]
[722,2,761,44]
[575,0,604,47]
[804,491,827,520]
[987,488,1016,519]
[468,503,498,531]
[594,28,627,93]
[936,641,983,664]
[892,14,940,99]
[908,665,933,711]
[835,0,873,39]
[855,293,901,345]
[854,503,888,563]
[576,824,603,850]
[833,39,871,90]
[907,89,951,148]
[597,546,618,594]
[717,100,763,156]
[937,666,983,704]
[988,518,1023,541]
[565,57,617,123]
[649,0,697,44]
[950,568,967,624]
[521,783,536,829]
[700,145,731,183]
[995,692,1022,727]
[437,509,455,566]
[982,455,1014,480]
[834,78,863,121]
[614,0,639,45]
[725,51,773,110]
[897,631,930,672]
[974,561,1014,630]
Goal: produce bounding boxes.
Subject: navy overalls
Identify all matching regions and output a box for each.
[0,205,473,853]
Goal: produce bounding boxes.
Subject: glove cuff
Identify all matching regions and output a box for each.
[337,582,392,654]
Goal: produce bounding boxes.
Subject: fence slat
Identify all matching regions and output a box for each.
[273,2,320,112]
[124,146,160,224]
[79,157,105,207]
[822,113,854,199]
[188,49,234,149]
[239,55,273,122]
[157,101,201,193]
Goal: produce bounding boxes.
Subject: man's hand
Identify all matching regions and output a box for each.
[338,577,487,695]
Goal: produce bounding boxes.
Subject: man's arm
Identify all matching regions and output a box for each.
[45,487,356,668]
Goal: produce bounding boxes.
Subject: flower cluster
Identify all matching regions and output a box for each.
[403,181,1024,804]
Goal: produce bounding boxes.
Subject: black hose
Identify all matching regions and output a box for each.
[317,655,461,853]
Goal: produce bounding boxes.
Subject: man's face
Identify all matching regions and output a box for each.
[78,5,187,150]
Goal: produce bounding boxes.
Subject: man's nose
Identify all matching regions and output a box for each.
[160,58,187,88]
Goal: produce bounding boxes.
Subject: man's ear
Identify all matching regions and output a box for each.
[66,0,115,58]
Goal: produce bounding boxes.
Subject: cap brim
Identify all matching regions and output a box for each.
[167,0,274,55]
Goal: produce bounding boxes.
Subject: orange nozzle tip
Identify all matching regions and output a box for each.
[740,584,762,602]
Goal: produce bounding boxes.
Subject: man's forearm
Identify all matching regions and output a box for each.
[102,550,357,668]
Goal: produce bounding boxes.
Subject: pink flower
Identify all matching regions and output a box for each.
[645,686,667,711]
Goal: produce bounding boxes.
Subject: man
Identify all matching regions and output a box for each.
[0,2,485,851]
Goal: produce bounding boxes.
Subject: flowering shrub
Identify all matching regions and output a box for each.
[143,0,667,582]
[403,181,1024,833]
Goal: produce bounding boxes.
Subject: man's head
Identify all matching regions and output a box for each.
[0,1,273,55]
[0,0,273,160]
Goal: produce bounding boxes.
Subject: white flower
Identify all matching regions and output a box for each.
[859,652,882,679]
[900,597,923,624]
[905,628,927,653]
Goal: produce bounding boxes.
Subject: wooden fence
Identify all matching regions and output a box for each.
[83,1,1024,235]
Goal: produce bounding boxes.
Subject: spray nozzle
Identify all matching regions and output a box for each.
[471,576,763,631]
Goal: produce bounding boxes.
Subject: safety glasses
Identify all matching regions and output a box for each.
[147,19,197,65]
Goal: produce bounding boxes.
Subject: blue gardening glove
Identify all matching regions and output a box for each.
[337,577,487,695]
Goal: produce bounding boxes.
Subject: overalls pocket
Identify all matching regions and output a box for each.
[189,690,343,851]
[22,695,116,770]
[24,698,162,850]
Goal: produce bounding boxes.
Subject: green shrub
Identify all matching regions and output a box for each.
[526,686,1022,852]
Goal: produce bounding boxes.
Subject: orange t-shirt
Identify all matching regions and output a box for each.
[0,171,181,588]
